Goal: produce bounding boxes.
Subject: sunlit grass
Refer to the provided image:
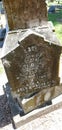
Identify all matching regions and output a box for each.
[0,66,4,74]
[55,24,62,43]
[0,60,4,74]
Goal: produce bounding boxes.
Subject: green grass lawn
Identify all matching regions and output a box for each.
[48,8,62,44]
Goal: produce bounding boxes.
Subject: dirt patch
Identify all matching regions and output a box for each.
[0,94,12,128]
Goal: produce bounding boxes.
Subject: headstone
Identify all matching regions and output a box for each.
[1,27,62,113]
[3,0,47,30]
[1,0,62,113]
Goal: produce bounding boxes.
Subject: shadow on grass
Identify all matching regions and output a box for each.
[48,9,62,44]
[48,9,62,25]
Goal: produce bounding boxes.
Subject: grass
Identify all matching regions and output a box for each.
[0,60,4,74]
[0,66,4,74]
[48,6,62,44]
[55,24,62,43]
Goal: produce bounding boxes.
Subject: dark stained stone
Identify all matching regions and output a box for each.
[3,0,47,30]
[1,26,62,101]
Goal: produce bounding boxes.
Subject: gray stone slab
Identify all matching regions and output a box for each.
[1,24,61,58]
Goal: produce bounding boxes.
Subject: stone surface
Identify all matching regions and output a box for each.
[1,28,62,101]
[21,87,54,113]
[1,0,62,114]
[3,0,47,30]
[1,22,61,58]
[13,98,62,129]
[17,108,62,130]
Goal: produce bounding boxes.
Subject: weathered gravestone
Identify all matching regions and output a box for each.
[3,0,47,30]
[1,0,62,113]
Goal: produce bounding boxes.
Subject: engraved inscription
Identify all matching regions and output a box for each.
[3,39,59,98]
